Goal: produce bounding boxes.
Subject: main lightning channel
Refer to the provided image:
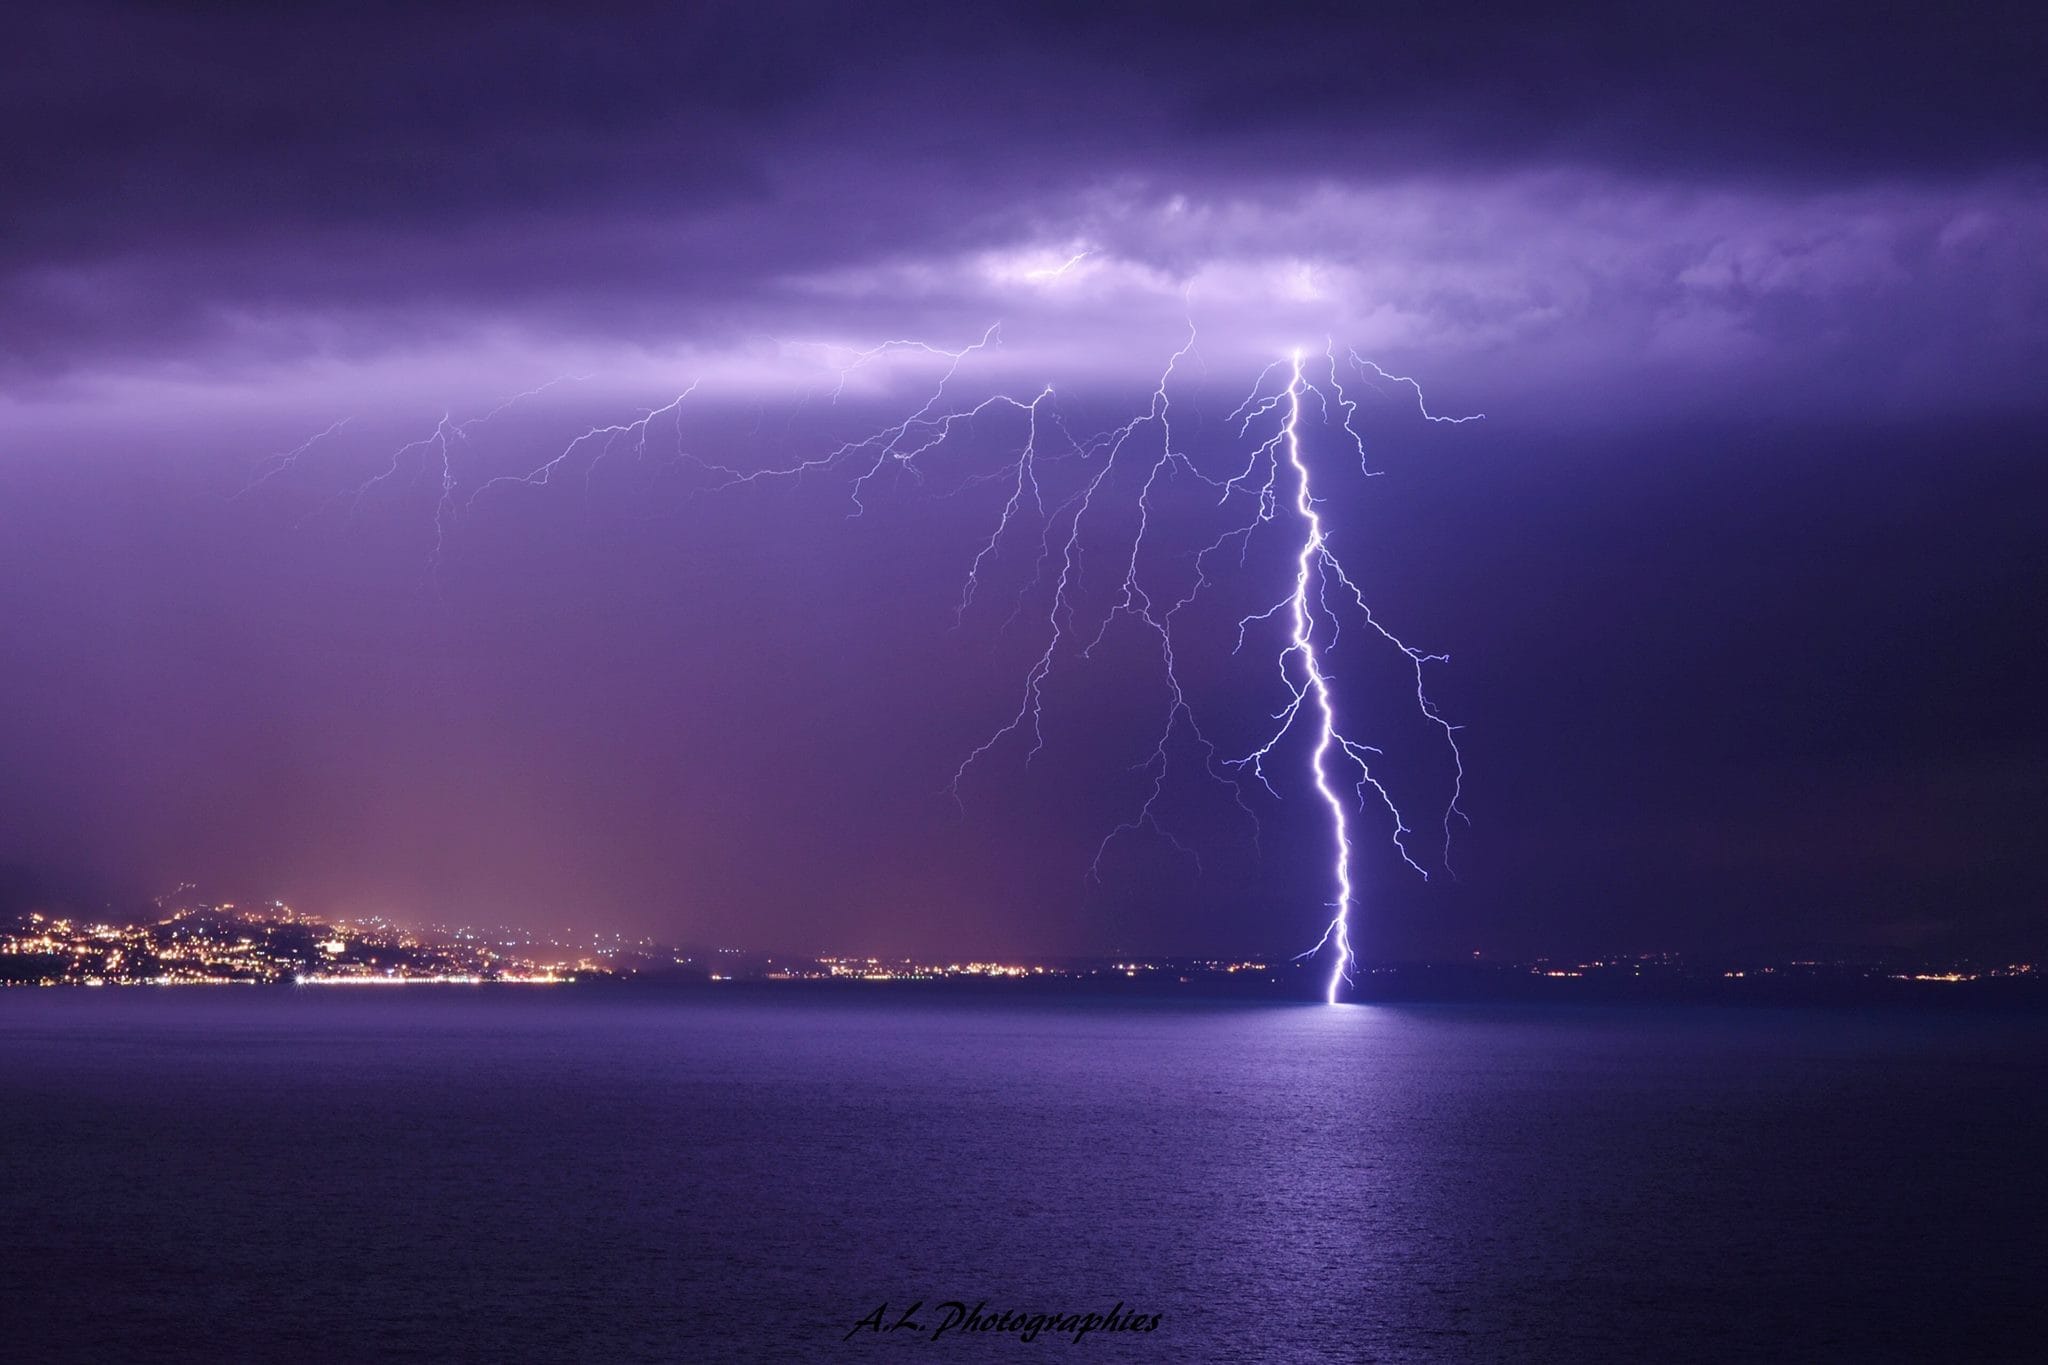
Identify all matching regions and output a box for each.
[1280,350,1359,1005]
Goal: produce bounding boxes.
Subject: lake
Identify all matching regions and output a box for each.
[2,991,2042,1361]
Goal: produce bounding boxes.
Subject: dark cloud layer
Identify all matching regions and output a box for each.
[17,0,2046,242]
[6,2,2046,380]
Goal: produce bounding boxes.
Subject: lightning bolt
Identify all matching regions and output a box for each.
[931,336,1472,1002]
[233,415,354,499]
[243,324,1476,1002]
[1233,352,1378,1002]
[1024,248,1095,282]
[1203,348,1476,1000]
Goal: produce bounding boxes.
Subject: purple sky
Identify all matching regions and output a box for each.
[3,2,2045,959]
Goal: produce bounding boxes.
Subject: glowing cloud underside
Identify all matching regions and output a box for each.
[262,328,1477,1002]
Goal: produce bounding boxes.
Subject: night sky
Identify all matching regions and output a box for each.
[3,2,2044,962]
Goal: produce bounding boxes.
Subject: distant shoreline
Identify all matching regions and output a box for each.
[5,968,2044,1011]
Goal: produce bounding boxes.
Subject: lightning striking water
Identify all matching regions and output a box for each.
[240,326,1475,1001]
[1228,352,1396,1001]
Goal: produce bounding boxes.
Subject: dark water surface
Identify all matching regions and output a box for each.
[2,992,2043,1362]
